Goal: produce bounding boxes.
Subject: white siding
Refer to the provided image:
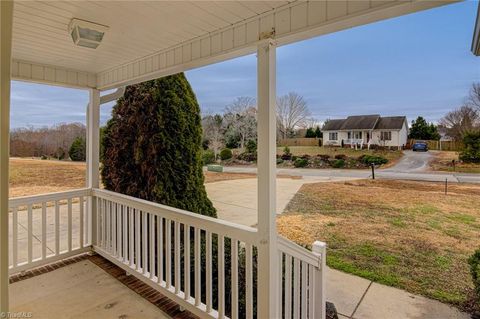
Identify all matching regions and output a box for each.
[323,131,348,146]
[398,121,409,147]
[371,127,408,148]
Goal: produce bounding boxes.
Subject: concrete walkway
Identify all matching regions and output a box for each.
[206,177,471,319]
[328,268,469,319]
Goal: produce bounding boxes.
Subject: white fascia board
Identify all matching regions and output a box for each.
[12,59,96,89]
[96,0,455,90]
[472,2,480,56]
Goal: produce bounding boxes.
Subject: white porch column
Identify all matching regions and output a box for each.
[86,89,100,246]
[0,0,13,313]
[256,40,278,318]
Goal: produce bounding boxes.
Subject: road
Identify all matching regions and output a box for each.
[222,151,480,184]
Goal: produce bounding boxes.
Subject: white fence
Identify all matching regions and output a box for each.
[93,188,259,319]
[8,188,327,319]
[8,188,91,274]
[278,237,326,319]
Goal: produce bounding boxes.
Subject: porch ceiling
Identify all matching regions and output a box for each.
[13,1,290,74]
[10,0,456,90]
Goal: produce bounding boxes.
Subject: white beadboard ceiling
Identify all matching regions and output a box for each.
[11,1,455,89]
[12,1,291,74]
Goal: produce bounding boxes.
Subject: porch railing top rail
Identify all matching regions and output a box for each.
[278,235,322,267]
[9,188,90,208]
[93,188,259,245]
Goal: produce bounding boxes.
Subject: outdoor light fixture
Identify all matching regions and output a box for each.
[69,18,109,49]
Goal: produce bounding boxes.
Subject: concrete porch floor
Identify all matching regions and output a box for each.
[10,258,171,319]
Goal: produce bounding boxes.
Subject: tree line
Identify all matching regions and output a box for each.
[408,83,480,142]
[408,83,480,163]
[202,91,316,158]
[10,122,86,161]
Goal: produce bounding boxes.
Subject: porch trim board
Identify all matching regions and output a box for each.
[11,59,97,89]
[256,39,279,318]
[95,1,454,90]
[0,0,14,313]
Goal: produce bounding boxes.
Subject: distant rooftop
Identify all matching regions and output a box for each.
[322,115,407,131]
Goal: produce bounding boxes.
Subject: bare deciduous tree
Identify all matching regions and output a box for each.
[439,105,479,141]
[276,92,311,139]
[202,114,225,159]
[224,97,257,149]
[10,123,86,158]
[466,82,480,111]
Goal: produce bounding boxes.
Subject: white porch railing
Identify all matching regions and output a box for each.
[343,138,363,145]
[8,188,91,274]
[8,188,327,319]
[278,237,326,319]
[93,188,259,319]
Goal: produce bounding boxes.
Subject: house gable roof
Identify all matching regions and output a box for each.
[375,116,407,130]
[341,115,380,130]
[322,115,406,131]
[322,119,345,131]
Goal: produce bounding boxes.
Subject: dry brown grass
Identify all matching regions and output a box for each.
[430,151,480,173]
[204,171,302,183]
[204,172,257,183]
[278,179,480,311]
[9,158,86,197]
[9,158,299,197]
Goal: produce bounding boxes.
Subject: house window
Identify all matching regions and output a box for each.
[381,131,392,141]
[329,132,338,141]
[348,132,362,139]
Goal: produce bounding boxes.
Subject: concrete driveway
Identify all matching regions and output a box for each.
[382,150,433,173]
[205,176,357,227]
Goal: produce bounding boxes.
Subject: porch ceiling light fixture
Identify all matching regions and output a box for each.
[69,18,109,49]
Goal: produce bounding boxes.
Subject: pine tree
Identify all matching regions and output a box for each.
[69,137,86,161]
[305,127,315,138]
[409,116,440,140]
[101,73,216,218]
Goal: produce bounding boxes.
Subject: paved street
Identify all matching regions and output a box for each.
[222,150,480,183]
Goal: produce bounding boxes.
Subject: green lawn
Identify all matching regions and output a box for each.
[278,179,480,313]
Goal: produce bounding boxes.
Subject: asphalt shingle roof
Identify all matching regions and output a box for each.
[375,116,407,130]
[322,115,406,131]
[322,119,345,131]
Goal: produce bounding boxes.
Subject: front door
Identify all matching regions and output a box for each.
[366,132,370,142]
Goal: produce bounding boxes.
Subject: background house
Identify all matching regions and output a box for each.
[322,115,409,149]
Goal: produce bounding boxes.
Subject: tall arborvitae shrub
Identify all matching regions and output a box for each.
[101,73,216,218]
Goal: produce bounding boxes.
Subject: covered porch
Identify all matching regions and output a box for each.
[0,1,460,318]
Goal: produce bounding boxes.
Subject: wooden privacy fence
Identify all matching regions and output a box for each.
[278,138,322,147]
[408,139,463,151]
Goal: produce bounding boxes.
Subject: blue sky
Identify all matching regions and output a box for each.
[11,1,480,128]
